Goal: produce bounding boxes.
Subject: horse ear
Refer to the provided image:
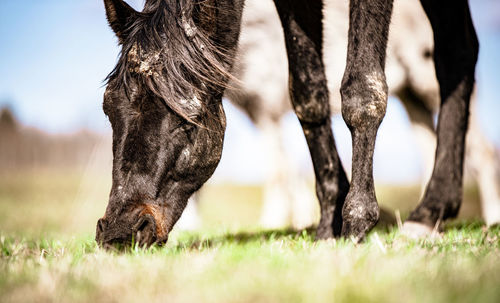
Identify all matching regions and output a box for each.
[104,0,139,43]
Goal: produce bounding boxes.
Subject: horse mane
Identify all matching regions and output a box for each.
[106,0,235,124]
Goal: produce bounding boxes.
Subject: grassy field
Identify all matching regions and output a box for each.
[1,171,499,302]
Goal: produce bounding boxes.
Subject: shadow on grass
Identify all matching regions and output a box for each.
[444,219,500,233]
[174,215,399,251]
[172,207,400,251]
[175,227,318,250]
[101,216,493,254]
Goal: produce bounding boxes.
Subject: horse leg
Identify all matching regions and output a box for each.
[465,98,500,226]
[259,118,293,229]
[258,117,318,230]
[289,173,318,230]
[400,86,500,227]
[273,0,349,239]
[339,0,394,240]
[404,0,479,232]
[397,88,436,196]
[175,194,201,231]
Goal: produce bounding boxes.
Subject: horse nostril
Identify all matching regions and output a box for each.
[95,218,108,246]
[97,218,106,235]
[134,215,157,246]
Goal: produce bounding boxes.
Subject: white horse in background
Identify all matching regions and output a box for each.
[177,0,500,231]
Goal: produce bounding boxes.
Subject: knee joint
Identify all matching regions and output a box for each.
[291,90,330,124]
[340,72,388,129]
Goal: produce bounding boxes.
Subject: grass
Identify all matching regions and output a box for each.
[0,171,499,302]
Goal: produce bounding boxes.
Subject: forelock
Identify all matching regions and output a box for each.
[107,0,236,125]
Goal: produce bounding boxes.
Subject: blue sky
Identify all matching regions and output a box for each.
[0,0,498,184]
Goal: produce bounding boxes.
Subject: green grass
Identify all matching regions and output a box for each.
[2,225,500,303]
[0,171,498,302]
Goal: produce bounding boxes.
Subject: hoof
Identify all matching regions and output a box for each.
[341,198,379,243]
[316,225,334,240]
[316,213,341,240]
[484,199,500,227]
[401,221,441,239]
[341,218,377,243]
[316,205,343,241]
[376,207,397,229]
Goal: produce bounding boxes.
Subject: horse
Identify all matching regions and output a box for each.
[177,0,500,231]
[96,0,479,247]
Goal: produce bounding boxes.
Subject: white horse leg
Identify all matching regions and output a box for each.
[289,176,317,230]
[398,90,436,197]
[258,119,292,229]
[413,124,436,196]
[174,194,201,231]
[257,118,318,230]
[465,100,500,226]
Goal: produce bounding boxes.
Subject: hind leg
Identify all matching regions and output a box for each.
[397,88,436,195]
[404,0,479,232]
[175,194,201,231]
[258,118,318,230]
[465,101,500,226]
[399,87,500,227]
[258,118,294,229]
[273,0,349,239]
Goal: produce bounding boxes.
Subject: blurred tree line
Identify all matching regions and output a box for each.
[0,106,110,174]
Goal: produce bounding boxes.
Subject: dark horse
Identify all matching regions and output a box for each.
[96,0,478,247]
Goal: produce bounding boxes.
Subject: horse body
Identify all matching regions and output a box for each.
[97,0,483,247]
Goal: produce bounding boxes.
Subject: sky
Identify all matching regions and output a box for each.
[0,0,499,184]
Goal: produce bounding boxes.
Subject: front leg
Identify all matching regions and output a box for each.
[340,0,394,241]
[274,0,349,239]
